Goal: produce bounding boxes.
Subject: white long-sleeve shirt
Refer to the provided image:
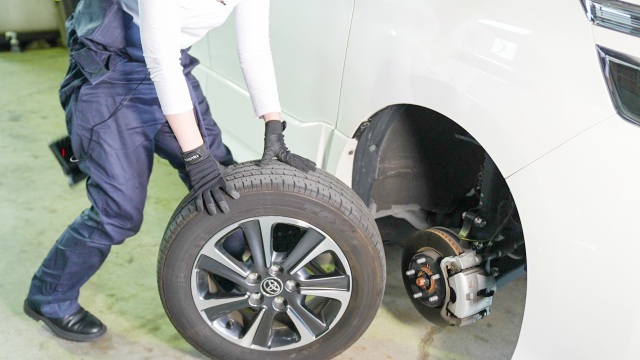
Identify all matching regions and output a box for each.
[120,0,280,118]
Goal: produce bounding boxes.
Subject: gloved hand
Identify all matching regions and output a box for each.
[259,120,316,172]
[182,143,240,215]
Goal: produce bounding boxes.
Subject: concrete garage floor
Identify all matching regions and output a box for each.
[0,48,526,360]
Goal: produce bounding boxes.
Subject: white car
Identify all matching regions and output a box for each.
[180,0,640,358]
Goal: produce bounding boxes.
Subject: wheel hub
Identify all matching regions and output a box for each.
[406,253,445,307]
[401,227,464,326]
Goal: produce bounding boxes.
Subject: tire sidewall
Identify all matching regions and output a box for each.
[161,190,383,360]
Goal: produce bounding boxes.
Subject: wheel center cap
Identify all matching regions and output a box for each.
[260,277,283,297]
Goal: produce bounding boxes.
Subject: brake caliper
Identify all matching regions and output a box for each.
[440,251,496,326]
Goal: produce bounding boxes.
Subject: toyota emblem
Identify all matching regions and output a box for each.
[261,278,283,297]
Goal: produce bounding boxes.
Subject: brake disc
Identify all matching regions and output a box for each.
[401,227,464,326]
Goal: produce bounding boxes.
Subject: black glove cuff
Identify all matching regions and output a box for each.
[265,120,285,135]
[181,143,211,166]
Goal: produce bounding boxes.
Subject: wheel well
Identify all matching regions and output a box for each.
[353,104,485,219]
[353,105,526,319]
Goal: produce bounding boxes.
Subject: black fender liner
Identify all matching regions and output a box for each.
[352,105,485,215]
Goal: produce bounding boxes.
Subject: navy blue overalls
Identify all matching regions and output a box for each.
[27,0,234,318]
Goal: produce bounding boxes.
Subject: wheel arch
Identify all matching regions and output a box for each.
[348,101,533,241]
[350,103,528,289]
[351,104,488,217]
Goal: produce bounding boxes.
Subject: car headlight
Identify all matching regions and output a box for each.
[597,46,640,125]
[583,0,640,37]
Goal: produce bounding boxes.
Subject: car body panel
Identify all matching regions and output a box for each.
[337,0,615,177]
[203,0,353,127]
[324,131,357,186]
[507,113,640,359]
[192,61,334,164]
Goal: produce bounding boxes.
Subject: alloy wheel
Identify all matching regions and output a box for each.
[190,216,352,350]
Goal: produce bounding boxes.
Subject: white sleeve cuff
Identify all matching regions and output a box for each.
[253,97,282,119]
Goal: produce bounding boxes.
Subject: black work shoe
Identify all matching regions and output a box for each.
[23,299,107,342]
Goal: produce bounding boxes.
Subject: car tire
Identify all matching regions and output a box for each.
[157,161,386,360]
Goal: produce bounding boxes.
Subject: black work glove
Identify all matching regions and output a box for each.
[259,120,316,172]
[182,143,240,215]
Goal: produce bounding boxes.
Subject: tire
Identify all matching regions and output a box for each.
[158,161,386,360]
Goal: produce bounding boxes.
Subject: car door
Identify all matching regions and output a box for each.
[192,0,355,164]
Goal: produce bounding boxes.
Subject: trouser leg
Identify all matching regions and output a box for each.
[28,76,160,318]
[27,208,111,317]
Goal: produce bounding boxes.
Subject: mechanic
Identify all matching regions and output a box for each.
[23,0,315,342]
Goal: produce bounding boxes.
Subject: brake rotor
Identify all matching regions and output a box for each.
[401,227,463,326]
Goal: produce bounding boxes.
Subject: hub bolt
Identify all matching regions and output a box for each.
[249,293,263,306]
[269,264,283,276]
[246,272,260,285]
[428,295,439,302]
[405,269,416,276]
[273,296,286,311]
[416,258,426,265]
[416,277,429,288]
[413,292,424,299]
[431,274,441,280]
[285,279,298,292]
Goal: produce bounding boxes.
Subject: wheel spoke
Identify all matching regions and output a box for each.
[196,295,250,321]
[237,308,266,348]
[257,217,278,267]
[299,275,350,292]
[250,309,277,348]
[197,255,248,288]
[299,288,351,305]
[240,220,266,270]
[194,293,248,311]
[281,229,326,274]
[287,302,327,340]
[199,239,249,278]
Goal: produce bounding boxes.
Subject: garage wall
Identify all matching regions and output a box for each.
[1,0,58,33]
